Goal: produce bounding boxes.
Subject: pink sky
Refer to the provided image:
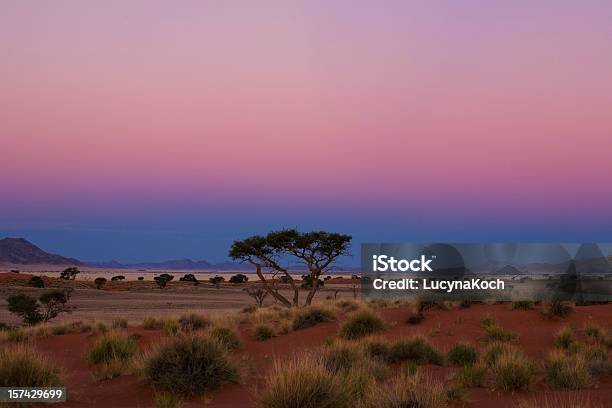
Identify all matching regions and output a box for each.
[1,1,612,260]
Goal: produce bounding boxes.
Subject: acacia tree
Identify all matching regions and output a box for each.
[229,229,351,307]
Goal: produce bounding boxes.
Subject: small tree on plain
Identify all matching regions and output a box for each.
[229,274,248,284]
[229,229,351,307]
[7,289,73,325]
[209,276,224,288]
[7,293,43,325]
[28,275,45,288]
[111,275,125,282]
[94,277,107,289]
[154,276,169,288]
[243,286,268,307]
[60,267,80,280]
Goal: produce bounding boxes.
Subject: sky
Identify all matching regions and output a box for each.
[1,1,612,263]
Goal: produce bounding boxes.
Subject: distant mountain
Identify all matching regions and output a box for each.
[495,265,526,276]
[86,258,252,271]
[0,238,83,265]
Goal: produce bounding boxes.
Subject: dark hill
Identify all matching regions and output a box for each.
[0,238,82,265]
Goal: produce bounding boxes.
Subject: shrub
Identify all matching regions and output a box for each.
[255,325,275,341]
[111,275,126,282]
[339,310,385,340]
[143,317,160,330]
[362,373,447,408]
[417,300,449,312]
[94,277,107,289]
[543,300,573,319]
[554,327,576,350]
[483,325,517,342]
[388,336,444,365]
[483,342,515,367]
[491,349,534,391]
[580,344,608,363]
[480,315,497,328]
[7,293,43,325]
[143,335,238,396]
[512,301,534,310]
[6,328,31,343]
[28,275,45,288]
[95,321,108,334]
[138,276,144,281]
[257,354,351,408]
[87,331,139,365]
[178,313,211,331]
[454,364,487,388]
[112,318,128,329]
[292,306,336,331]
[546,351,591,389]
[51,325,68,335]
[447,343,478,366]
[406,311,425,325]
[336,300,360,312]
[229,274,248,284]
[322,342,362,373]
[209,326,241,350]
[584,323,602,339]
[359,338,391,362]
[0,345,63,387]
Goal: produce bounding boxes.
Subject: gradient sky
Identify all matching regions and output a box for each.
[1,1,612,263]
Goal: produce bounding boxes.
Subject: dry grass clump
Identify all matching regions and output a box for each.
[339,310,385,340]
[86,331,139,380]
[483,324,517,343]
[154,393,183,408]
[178,313,211,331]
[112,318,128,329]
[335,299,361,312]
[0,344,63,387]
[143,334,238,396]
[361,373,447,408]
[388,335,444,365]
[292,306,336,330]
[584,322,602,339]
[143,317,162,330]
[322,341,388,380]
[359,337,391,362]
[208,326,241,350]
[554,326,576,349]
[257,354,353,408]
[417,300,449,312]
[545,350,592,389]
[447,343,478,366]
[511,301,534,310]
[254,325,275,341]
[6,328,31,343]
[543,300,573,319]
[163,319,180,336]
[491,348,534,391]
[454,364,487,388]
[480,314,497,328]
[482,342,518,367]
[95,321,108,334]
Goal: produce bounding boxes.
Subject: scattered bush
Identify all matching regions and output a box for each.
[94,277,107,289]
[87,331,139,366]
[0,345,63,387]
[454,364,487,388]
[244,286,269,308]
[28,275,45,288]
[491,349,534,391]
[60,267,80,280]
[112,318,128,329]
[417,300,449,312]
[6,328,31,343]
[111,275,126,282]
[179,274,198,284]
[209,276,225,287]
[143,317,160,330]
[447,343,478,366]
[554,326,576,350]
[584,323,602,339]
[137,276,144,281]
[163,319,180,336]
[154,393,183,408]
[483,342,516,367]
[543,300,573,319]
[209,326,241,350]
[339,310,385,340]
[143,335,238,396]
[257,354,351,408]
[229,274,248,284]
[361,373,447,408]
[359,337,391,362]
[7,293,43,325]
[95,321,108,334]
[480,315,497,328]
[388,336,444,365]
[512,301,534,310]
[255,325,275,341]
[336,300,360,312]
[483,325,517,342]
[178,313,211,331]
[406,311,425,325]
[580,344,608,363]
[292,306,336,330]
[546,351,591,389]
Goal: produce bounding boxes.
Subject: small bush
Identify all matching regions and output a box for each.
[6,328,31,343]
[483,325,517,342]
[480,315,497,328]
[28,275,45,288]
[255,325,275,341]
[447,343,478,366]
[388,336,444,365]
[584,323,602,339]
[543,300,573,319]
[292,306,336,330]
[580,344,608,363]
[51,325,68,335]
[360,338,391,362]
[163,319,180,336]
[512,301,534,310]
[361,373,447,408]
[454,364,487,388]
[0,345,63,387]
[336,300,360,312]
[554,326,576,350]
[143,334,238,396]
[112,318,128,329]
[143,317,160,330]
[546,351,591,389]
[95,321,108,334]
[209,326,241,350]
[87,331,139,365]
[178,313,211,331]
[491,349,534,391]
[406,311,425,325]
[339,310,385,340]
[483,342,516,367]
[257,354,351,408]
[322,342,362,373]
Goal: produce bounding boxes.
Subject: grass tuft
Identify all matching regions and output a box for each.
[543,300,573,319]
[361,373,447,408]
[0,345,63,387]
[554,326,576,350]
[254,325,275,341]
[292,306,336,331]
[546,350,591,389]
[339,310,385,340]
[447,343,478,366]
[388,336,444,365]
[209,326,241,350]
[491,348,534,391]
[178,313,211,331]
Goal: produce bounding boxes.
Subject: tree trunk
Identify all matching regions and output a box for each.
[253,263,292,308]
[304,270,321,306]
